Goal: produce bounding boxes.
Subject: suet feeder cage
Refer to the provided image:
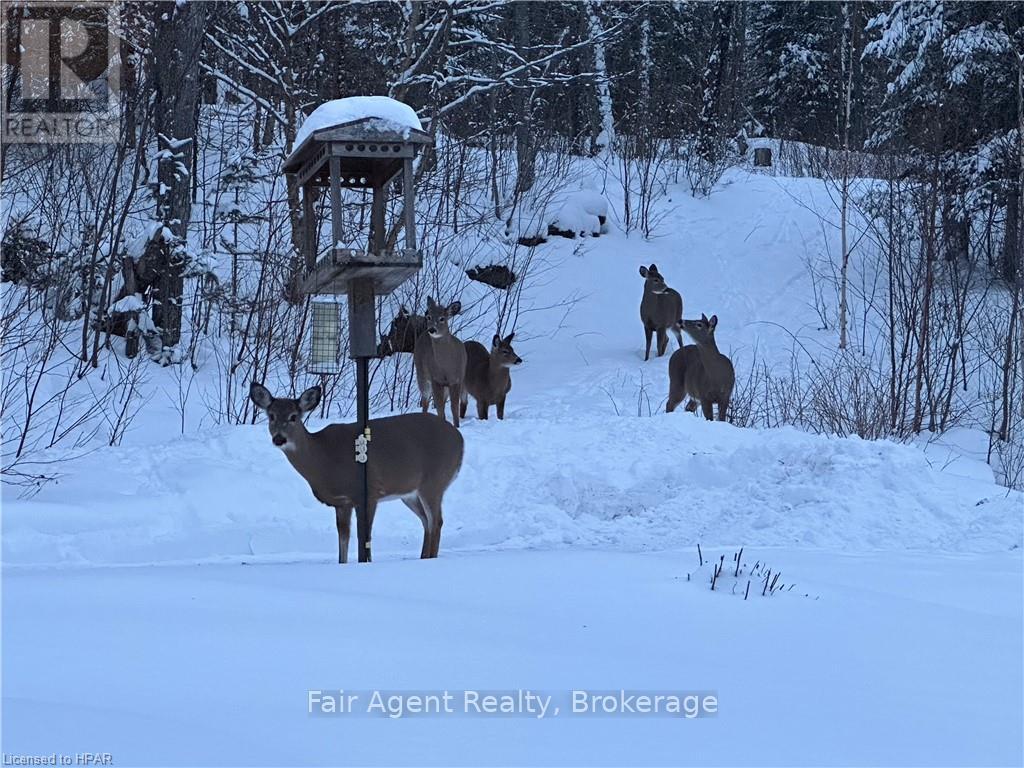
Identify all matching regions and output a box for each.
[309,299,342,374]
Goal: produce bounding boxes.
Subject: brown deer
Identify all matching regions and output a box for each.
[249,383,463,563]
[413,296,467,427]
[666,314,735,421]
[377,305,426,356]
[460,332,523,420]
[639,264,683,360]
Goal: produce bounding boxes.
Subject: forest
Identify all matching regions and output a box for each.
[2,0,1022,488]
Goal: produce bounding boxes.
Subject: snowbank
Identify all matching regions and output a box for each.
[4,412,1019,567]
[506,188,610,243]
[293,96,422,149]
[549,190,609,236]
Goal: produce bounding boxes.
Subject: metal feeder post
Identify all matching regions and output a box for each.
[282,111,432,563]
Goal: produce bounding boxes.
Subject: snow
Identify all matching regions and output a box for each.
[3,550,1021,765]
[292,96,423,151]
[109,293,145,313]
[3,149,1022,764]
[509,188,610,242]
[3,413,1019,567]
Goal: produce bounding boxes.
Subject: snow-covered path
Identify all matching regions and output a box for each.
[4,549,1021,766]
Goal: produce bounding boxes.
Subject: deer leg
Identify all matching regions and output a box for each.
[496,395,506,420]
[671,324,683,350]
[431,382,447,422]
[419,493,444,558]
[449,384,462,428]
[700,399,714,421]
[418,372,431,413]
[667,385,684,413]
[644,325,654,361]
[356,497,377,563]
[718,395,730,422]
[684,399,699,413]
[657,328,669,356]
[402,495,431,559]
[335,506,352,564]
[459,396,467,419]
[477,397,488,420]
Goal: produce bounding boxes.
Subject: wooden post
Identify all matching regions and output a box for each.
[347,278,377,358]
[371,181,386,253]
[329,156,343,250]
[403,158,416,250]
[302,183,316,272]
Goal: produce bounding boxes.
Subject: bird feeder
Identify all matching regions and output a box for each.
[309,298,342,374]
[281,97,433,562]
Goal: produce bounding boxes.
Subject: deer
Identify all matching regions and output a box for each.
[460,332,523,420]
[377,305,426,357]
[413,296,467,427]
[666,313,735,421]
[249,383,463,563]
[639,264,683,360]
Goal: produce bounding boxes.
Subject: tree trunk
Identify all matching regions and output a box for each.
[586,1,614,155]
[696,2,735,162]
[149,0,208,351]
[513,1,535,196]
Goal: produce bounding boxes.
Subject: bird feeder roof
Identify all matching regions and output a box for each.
[282,96,432,177]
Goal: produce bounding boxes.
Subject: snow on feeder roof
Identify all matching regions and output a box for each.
[282,96,431,183]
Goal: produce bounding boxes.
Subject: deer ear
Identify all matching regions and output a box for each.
[249,382,273,410]
[701,313,709,323]
[649,263,659,273]
[504,332,515,343]
[298,386,321,414]
[447,300,461,316]
[639,266,649,277]
[399,305,409,317]
[492,334,502,347]
[709,315,718,329]
[426,296,436,310]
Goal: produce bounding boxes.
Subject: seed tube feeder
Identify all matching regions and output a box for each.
[282,97,433,563]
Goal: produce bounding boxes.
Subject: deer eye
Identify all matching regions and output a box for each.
[289,414,297,422]
[268,413,276,422]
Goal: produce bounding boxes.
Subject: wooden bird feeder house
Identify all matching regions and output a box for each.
[281,98,432,363]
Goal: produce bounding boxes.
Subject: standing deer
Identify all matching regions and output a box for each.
[249,383,463,563]
[461,332,523,420]
[666,313,735,421]
[377,305,426,357]
[414,296,467,427]
[639,264,683,360]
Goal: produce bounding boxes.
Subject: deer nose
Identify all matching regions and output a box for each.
[272,435,287,447]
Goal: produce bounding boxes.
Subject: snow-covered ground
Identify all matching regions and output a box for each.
[3,167,1022,765]
[3,551,1021,765]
